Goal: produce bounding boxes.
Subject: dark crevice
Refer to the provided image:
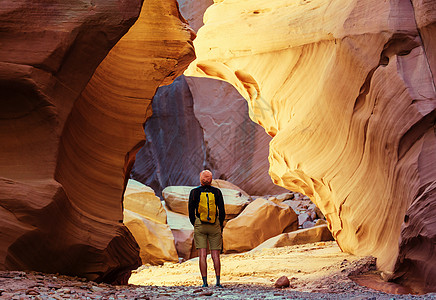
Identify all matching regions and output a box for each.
[353,66,378,113]
[0,81,55,120]
[397,110,436,160]
[336,194,350,237]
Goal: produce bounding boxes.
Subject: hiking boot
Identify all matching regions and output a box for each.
[215,284,223,288]
[202,283,209,287]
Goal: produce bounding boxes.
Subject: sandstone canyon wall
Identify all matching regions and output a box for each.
[132,0,286,196]
[0,0,195,283]
[131,75,287,196]
[186,0,436,293]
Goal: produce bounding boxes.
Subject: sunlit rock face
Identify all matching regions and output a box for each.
[124,180,167,224]
[131,75,288,196]
[124,210,178,265]
[186,0,436,292]
[0,0,195,283]
[123,180,178,265]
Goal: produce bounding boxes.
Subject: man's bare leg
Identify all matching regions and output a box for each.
[198,248,208,286]
[211,249,222,287]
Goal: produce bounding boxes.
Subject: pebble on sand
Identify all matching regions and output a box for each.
[275,276,290,288]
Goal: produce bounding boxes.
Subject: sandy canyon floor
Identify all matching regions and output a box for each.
[1,242,435,299]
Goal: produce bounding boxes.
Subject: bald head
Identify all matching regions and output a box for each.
[200,170,213,186]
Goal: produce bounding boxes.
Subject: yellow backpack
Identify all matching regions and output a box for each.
[198,192,217,223]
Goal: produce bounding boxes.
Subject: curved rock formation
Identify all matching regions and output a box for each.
[131,75,287,196]
[185,0,436,292]
[1,0,195,283]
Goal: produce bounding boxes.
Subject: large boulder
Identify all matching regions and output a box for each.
[124,210,178,265]
[211,179,250,198]
[162,186,196,216]
[162,185,250,218]
[185,0,436,292]
[0,0,195,283]
[223,198,298,253]
[124,179,167,224]
[252,224,334,251]
[166,210,195,260]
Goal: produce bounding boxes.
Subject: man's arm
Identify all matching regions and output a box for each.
[188,189,196,226]
[217,189,226,227]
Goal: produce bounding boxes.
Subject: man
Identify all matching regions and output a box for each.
[188,170,226,288]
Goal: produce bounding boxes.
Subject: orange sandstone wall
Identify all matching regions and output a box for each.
[186,0,436,293]
[0,0,195,283]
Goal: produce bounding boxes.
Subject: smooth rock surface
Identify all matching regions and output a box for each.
[0,178,140,285]
[223,198,298,253]
[166,210,195,260]
[185,0,436,292]
[162,186,196,216]
[124,210,178,265]
[124,179,167,224]
[0,0,195,283]
[302,221,316,229]
[211,179,250,198]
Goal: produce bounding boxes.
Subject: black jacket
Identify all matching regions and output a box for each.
[188,185,225,227]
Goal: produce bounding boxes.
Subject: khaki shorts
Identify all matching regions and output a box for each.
[193,218,222,250]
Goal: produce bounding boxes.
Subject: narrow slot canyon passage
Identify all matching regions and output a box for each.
[1,0,435,299]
